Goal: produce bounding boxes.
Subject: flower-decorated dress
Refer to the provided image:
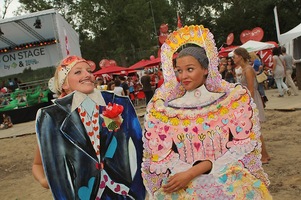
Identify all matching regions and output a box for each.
[143,84,270,199]
[141,25,271,200]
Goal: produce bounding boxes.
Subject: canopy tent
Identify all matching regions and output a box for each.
[112,69,137,76]
[129,53,178,70]
[93,65,131,75]
[128,59,150,70]
[228,40,276,56]
[278,23,301,45]
[218,46,238,57]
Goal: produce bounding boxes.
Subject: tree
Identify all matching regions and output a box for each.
[14,0,301,64]
[18,0,176,67]
[171,0,301,47]
[1,0,13,19]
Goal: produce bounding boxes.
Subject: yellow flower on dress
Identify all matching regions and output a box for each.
[219,107,229,115]
[161,115,169,123]
[183,119,191,126]
[170,118,180,126]
[231,102,239,109]
[249,132,256,140]
[241,94,248,102]
[196,117,204,124]
[208,112,215,120]
[153,111,162,119]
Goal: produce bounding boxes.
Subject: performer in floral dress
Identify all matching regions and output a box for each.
[142,25,271,200]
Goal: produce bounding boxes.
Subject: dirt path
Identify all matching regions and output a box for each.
[0,110,300,199]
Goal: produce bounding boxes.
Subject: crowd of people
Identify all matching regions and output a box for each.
[94,69,163,106]
[218,46,299,104]
[92,44,298,111]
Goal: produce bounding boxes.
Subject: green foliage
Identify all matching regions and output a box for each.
[15,0,301,66]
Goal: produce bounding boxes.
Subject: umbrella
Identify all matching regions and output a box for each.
[93,65,131,75]
[228,40,275,57]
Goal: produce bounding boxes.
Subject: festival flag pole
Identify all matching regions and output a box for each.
[177,11,182,29]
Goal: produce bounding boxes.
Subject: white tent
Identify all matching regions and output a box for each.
[228,40,275,57]
[278,23,301,45]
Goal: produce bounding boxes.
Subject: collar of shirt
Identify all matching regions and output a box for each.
[71,89,106,113]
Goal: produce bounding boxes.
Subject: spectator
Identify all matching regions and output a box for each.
[14,77,22,89]
[140,71,154,104]
[16,93,27,103]
[7,78,17,92]
[233,47,270,164]
[272,47,291,97]
[119,76,129,96]
[249,52,268,104]
[281,46,299,96]
[218,57,227,79]
[1,113,13,129]
[95,77,107,90]
[224,58,235,83]
[107,81,115,91]
[113,79,125,96]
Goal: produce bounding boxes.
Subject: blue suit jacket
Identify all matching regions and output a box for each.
[36,91,145,200]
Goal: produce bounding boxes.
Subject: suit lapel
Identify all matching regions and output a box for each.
[56,93,98,162]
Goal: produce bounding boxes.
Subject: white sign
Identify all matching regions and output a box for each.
[0,44,60,77]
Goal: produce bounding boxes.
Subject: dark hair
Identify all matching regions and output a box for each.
[272,47,281,56]
[281,46,286,53]
[107,81,115,90]
[114,79,121,86]
[119,76,126,81]
[233,47,250,62]
[177,46,209,69]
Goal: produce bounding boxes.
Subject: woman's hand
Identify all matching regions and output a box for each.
[32,146,49,189]
[162,171,193,193]
[40,177,50,189]
[162,160,212,193]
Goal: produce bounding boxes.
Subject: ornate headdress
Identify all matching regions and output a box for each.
[155,25,230,103]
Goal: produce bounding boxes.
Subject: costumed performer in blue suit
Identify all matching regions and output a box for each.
[32,55,145,200]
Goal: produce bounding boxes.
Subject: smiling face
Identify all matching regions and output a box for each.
[175,55,208,91]
[62,62,95,94]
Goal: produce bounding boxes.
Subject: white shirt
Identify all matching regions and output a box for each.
[113,86,124,96]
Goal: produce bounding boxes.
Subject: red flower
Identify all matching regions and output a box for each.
[102,103,124,119]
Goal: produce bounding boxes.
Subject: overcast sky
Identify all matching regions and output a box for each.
[0,0,21,19]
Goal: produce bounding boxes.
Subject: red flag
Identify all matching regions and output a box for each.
[64,29,70,55]
[177,12,182,28]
